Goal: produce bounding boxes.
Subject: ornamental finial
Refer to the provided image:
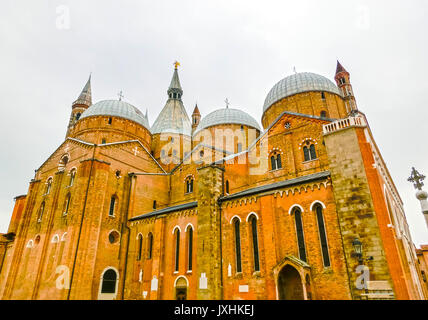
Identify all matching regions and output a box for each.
[174,61,180,69]
[408,167,425,191]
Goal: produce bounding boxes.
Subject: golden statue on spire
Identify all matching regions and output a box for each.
[174,61,180,69]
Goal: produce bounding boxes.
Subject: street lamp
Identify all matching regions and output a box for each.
[352,238,363,262]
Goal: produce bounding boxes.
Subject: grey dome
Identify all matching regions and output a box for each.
[263,72,342,113]
[80,100,150,130]
[194,108,261,135]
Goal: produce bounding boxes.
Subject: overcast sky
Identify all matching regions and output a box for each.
[0,0,427,246]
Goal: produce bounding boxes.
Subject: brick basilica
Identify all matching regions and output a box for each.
[0,61,426,300]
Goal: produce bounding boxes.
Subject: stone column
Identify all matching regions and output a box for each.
[415,191,428,229]
[196,164,224,300]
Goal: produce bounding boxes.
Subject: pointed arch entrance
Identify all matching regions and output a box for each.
[273,255,313,300]
[277,265,304,300]
[174,276,188,300]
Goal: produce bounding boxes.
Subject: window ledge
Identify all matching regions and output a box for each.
[302,159,318,164]
[252,271,261,277]
[108,215,116,218]
[186,270,192,274]
[173,271,179,274]
[268,168,283,173]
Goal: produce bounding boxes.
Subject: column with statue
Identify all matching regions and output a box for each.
[408,167,428,229]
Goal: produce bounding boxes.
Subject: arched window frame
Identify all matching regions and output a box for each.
[313,204,331,267]
[302,140,317,162]
[63,193,71,216]
[69,168,76,187]
[292,207,307,262]
[147,232,153,259]
[58,154,69,172]
[269,150,283,171]
[248,214,260,272]
[185,224,193,272]
[136,233,143,261]
[45,178,53,195]
[233,217,242,273]
[100,267,119,295]
[185,176,194,194]
[173,228,180,272]
[37,202,45,223]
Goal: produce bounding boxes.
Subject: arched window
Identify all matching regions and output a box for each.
[233,218,242,273]
[38,202,45,222]
[153,200,157,210]
[137,234,143,261]
[303,141,317,161]
[186,226,193,271]
[315,205,330,267]
[109,196,116,217]
[225,180,230,194]
[58,155,69,172]
[270,152,282,170]
[69,169,76,186]
[101,269,118,294]
[185,177,194,194]
[249,215,260,272]
[320,110,327,118]
[63,193,71,216]
[293,208,307,262]
[147,232,153,259]
[46,178,53,195]
[174,228,180,272]
[75,113,81,120]
[108,117,112,125]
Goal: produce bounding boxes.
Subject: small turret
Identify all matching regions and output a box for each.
[335,61,357,115]
[66,75,92,137]
[191,104,201,133]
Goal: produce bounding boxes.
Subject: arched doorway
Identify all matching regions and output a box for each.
[277,265,304,300]
[175,276,188,300]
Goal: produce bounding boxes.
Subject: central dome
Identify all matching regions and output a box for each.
[194,108,260,135]
[80,100,150,131]
[263,72,342,113]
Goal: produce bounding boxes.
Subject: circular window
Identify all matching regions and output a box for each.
[284,122,291,129]
[108,231,120,244]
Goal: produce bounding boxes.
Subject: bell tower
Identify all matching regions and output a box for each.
[66,75,92,137]
[191,104,201,133]
[335,61,358,115]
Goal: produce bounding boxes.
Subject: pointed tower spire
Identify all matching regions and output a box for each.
[167,61,183,99]
[66,74,92,138]
[334,61,358,115]
[335,60,348,75]
[73,74,92,107]
[191,103,201,133]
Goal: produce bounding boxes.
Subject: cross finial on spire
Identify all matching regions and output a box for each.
[118,90,124,101]
[293,66,297,74]
[225,98,230,108]
[174,61,180,70]
[408,167,426,191]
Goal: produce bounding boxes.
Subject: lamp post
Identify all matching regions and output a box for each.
[408,167,428,230]
[351,238,373,263]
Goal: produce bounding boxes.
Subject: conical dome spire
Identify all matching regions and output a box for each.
[152,64,191,135]
[167,62,183,99]
[73,75,92,107]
